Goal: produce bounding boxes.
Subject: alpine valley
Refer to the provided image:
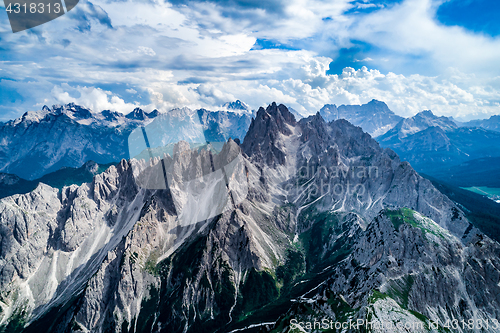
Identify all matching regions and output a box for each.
[0,102,500,333]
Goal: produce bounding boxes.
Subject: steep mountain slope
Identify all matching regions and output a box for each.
[422,173,500,242]
[0,103,498,333]
[269,208,500,333]
[0,104,252,180]
[320,99,403,136]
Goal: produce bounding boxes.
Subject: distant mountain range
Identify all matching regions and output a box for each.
[0,99,400,181]
[377,110,458,143]
[376,110,500,177]
[315,102,500,186]
[0,103,253,180]
[1,99,499,190]
[459,114,500,132]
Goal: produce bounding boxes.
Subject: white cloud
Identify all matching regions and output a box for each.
[51,85,139,113]
[347,0,500,76]
[138,46,156,57]
[1,0,500,121]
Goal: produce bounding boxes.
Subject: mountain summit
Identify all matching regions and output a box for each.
[319,99,403,136]
[221,100,250,111]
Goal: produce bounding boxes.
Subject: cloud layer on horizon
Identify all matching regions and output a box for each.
[1,0,500,121]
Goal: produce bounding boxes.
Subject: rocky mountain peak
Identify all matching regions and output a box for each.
[241,102,296,166]
[53,103,94,119]
[417,109,434,117]
[101,109,121,122]
[261,102,296,129]
[320,99,402,137]
[222,100,249,111]
[412,110,456,129]
[125,107,148,120]
[319,104,338,121]
[298,111,328,143]
[146,109,160,118]
[366,98,390,109]
[379,109,458,145]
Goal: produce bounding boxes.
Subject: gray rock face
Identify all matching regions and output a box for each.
[243,108,472,239]
[0,160,144,330]
[242,102,296,167]
[320,99,403,137]
[0,102,499,333]
[271,209,500,332]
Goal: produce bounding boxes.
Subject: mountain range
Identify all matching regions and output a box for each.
[459,114,500,132]
[0,103,253,180]
[2,99,500,197]
[376,110,500,176]
[0,99,401,182]
[1,103,499,333]
[319,99,403,137]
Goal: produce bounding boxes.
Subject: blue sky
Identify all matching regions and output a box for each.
[1,0,500,121]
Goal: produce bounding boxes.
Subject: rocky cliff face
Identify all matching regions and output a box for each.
[270,208,500,333]
[0,103,499,333]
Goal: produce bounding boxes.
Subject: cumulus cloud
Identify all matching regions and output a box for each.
[1,0,500,121]
[51,85,140,113]
[345,0,500,76]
